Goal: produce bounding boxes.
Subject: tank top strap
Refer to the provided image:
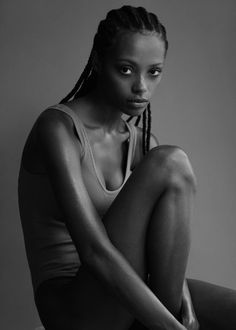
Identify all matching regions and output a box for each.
[46,104,87,156]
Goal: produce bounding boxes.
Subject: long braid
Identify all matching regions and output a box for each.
[135,116,141,126]
[127,104,151,155]
[60,5,168,154]
[142,109,147,155]
[146,103,152,152]
[126,116,134,123]
[59,49,96,104]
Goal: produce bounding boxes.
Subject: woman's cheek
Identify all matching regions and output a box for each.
[111,78,130,98]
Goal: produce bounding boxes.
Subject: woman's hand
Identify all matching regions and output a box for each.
[181,280,200,330]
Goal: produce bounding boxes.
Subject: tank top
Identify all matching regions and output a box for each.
[18,104,138,293]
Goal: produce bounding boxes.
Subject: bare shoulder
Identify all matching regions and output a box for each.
[36,108,84,159]
[22,108,81,172]
[36,108,74,135]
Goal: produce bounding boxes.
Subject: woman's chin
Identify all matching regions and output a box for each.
[123,106,147,117]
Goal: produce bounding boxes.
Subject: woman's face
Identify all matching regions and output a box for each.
[97,31,166,116]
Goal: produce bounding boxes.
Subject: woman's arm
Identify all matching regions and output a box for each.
[36,110,185,330]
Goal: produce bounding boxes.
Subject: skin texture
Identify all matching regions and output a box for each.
[21,32,236,330]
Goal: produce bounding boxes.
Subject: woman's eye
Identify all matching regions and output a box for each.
[120,66,132,75]
[149,68,162,77]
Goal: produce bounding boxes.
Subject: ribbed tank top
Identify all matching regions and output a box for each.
[18,104,138,293]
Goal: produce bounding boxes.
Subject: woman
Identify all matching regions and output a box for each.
[18,5,236,330]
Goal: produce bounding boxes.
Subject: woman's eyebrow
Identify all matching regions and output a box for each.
[115,58,164,67]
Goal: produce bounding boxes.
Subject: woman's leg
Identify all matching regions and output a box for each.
[36,145,196,330]
[103,145,196,321]
[187,278,236,330]
[146,177,194,318]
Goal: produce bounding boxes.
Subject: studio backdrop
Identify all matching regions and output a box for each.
[1,0,235,329]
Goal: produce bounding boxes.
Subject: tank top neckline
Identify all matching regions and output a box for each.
[58,103,133,194]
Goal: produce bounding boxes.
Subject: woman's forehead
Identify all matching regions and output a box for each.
[108,31,166,64]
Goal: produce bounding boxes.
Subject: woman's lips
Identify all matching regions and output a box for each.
[127,98,149,108]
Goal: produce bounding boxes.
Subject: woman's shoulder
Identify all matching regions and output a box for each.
[21,105,81,173]
[37,105,75,132]
[37,104,86,153]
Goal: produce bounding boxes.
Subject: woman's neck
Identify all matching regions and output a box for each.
[71,90,125,133]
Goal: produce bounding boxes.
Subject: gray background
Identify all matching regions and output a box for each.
[1,0,236,329]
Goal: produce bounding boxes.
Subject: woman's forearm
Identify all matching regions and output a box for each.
[85,244,186,330]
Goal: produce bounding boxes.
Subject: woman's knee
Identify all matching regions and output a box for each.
[146,145,197,192]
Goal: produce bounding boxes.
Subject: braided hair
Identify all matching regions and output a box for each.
[60,5,168,155]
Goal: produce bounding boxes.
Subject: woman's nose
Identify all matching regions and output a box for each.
[131,76,148,95]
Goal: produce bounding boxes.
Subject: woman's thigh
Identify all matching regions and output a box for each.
[34,277,74,330]
[35,275,148,330]
[187,278,236,330]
